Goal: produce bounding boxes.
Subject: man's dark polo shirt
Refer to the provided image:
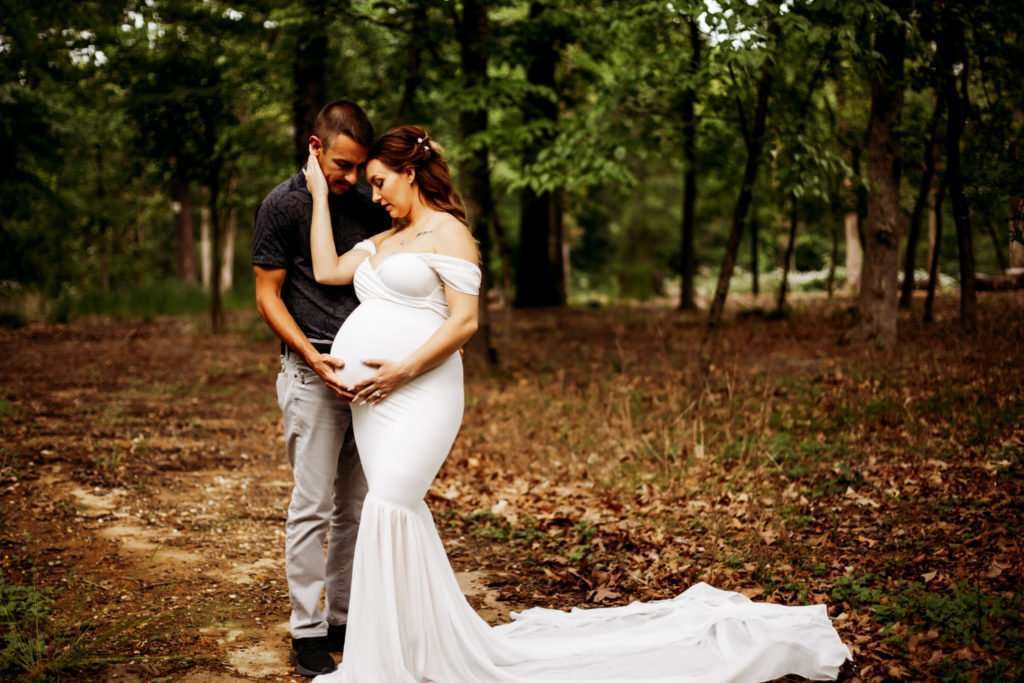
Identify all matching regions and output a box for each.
[252,172,391,343]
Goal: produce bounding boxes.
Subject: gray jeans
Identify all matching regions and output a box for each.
[277,350,367,639]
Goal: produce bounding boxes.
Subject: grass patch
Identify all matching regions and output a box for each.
[720,436,755,466]
[465,510,544,545]
[1,573,213,680]
[0,577,51,678]
[71,280,209,320]
[888,583,1021,647]
[567,522,596,564]
[832,574,1023,653]
[780,504,815,530]
[758,433,850,484]
[862,396,904,428]
[68,278,254,322]
[468,510,511,543]
[969,397,1024,447]
[830,573,886,608]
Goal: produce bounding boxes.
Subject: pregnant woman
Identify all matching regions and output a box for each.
[305,125,851,682]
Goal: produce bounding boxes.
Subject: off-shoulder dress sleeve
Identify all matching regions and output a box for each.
[351,239,377,255]
[421,254,481,295]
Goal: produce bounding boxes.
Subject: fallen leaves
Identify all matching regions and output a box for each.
[1,296,1022,680]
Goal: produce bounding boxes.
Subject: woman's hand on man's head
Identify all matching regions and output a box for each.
[303,146,329,200]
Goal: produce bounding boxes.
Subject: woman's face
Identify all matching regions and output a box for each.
[367,159,416,220]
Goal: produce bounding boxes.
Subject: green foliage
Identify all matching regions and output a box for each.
[0,572,212,679]
[0,575,51,623]
[832,574,1023,657]
[71,279,215,320]
[2,0,1021,312]
[0,574,51,677]
[465,510,545,545]
[567,521,597,563]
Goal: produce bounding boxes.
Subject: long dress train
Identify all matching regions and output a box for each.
[317,241,851,682]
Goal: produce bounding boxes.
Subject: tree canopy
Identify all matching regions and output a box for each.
[1,0,1021,338]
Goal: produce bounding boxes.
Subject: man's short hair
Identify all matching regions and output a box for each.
[313,100,374,149]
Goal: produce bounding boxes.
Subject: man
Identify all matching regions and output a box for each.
[252,100,390,677]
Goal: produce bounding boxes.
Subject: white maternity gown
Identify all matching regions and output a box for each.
[318,240,851,683]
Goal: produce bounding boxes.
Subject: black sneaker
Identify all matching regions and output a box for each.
[326,623,347,653]
[291,636,336,677]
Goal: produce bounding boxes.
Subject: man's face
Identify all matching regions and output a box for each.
[312,133,368,195]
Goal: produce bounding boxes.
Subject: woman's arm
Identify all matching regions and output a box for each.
[353,218,480,404]
[304,151,385,285]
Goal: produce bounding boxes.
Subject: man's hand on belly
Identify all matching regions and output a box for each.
[307,352,356,401]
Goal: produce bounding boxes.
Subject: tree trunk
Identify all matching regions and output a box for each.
[982,210,1008,272]
[828,197,840,297]
[557,192,569,301]
[857,11,906,349]
[219,173,238,293]
[95,144,111,293]
[844,209,861,292]
[492,210,514,303]
[1011,108,1024,268]
[775,194,798,315]
[208,173,224,333]
[837,84,862,294]
[292,0,328,168]
[705,25,777,335]
[199,205,212,289]
[1009,197,1024,269]
[927,183,939,267]
[395,1,427,123]
[515,2,564,308]
[842,146,866,294]
[457,0,498,365]
[768,41,826,311]
[940,9,976,334]
[172,173,197,285]
[924,176,947,323]
[853,141,870,260]
[899,93,944,308]
[679,18,701,311]
[750,216,760,296]
[101,226,112,294]
[199,177,235,297]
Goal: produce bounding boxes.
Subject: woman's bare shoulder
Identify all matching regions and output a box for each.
[431,214,479,263]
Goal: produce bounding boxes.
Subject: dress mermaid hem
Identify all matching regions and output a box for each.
[313,494,850,683]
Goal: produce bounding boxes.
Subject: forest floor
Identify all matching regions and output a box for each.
[1,291,1021,682]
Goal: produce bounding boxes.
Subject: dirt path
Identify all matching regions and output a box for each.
[2,315,516,681]
[2,295,1022,681]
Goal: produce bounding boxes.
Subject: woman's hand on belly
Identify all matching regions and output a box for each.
[352,358,413,405]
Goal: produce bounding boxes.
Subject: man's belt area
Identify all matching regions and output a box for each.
[281,341,333,355]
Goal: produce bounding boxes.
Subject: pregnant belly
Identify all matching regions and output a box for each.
[330,300,444,388]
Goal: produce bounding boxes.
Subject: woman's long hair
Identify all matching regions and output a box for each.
[368,125,468,225]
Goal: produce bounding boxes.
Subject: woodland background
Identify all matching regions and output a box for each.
[2,0,1022,333]
[1,1,1023,681]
